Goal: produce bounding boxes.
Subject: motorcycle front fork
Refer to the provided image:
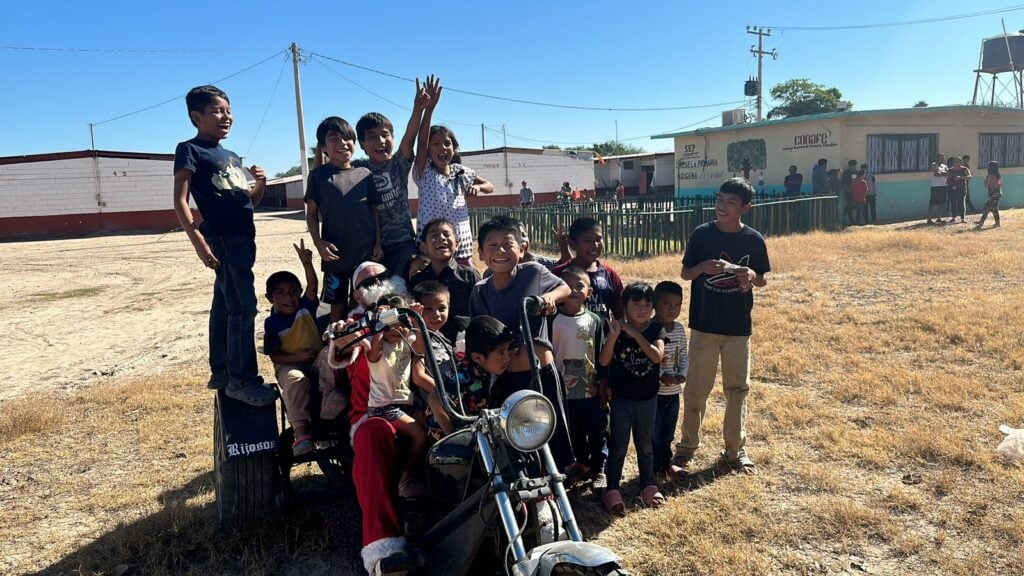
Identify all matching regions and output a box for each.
[474,430,585,567]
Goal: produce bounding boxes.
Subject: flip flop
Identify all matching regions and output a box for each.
[603,489,626,516]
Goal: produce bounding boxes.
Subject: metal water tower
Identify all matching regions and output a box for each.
[972,31,1024,108]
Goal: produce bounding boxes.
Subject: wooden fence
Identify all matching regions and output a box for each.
[468,195,838,259]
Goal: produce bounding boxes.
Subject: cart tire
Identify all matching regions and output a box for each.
[550,563,630,576]
[213,400,278,528]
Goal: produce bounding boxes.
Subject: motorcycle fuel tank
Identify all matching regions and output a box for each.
[427,428,477,505]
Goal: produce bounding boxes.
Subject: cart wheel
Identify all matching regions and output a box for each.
[213,397,278,528]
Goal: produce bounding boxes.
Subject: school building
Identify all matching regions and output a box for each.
[593,152,675,197]
[653,105,1024,221]
[0,150,179,238]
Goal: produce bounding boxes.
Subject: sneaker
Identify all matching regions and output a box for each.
[207,375,228,390]
[225,381,277,407]
[591,472,607,490]
[292,435,314,457]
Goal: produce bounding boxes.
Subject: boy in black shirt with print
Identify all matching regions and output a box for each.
[172,85,275,406]
[679,177,770,474]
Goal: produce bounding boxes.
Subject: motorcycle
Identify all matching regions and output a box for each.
[327,296,629,575]
[212,296,629,575]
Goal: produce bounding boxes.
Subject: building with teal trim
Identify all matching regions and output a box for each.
[652,106,1024,222]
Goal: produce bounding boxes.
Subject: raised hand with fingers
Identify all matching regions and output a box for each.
[294,238,313,264]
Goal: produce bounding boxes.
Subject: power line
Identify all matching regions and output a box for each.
[1,45,279,54]
[488,109,731,148]
[309,50,747,112]
[758,4,1024,31]
[244,54,289,158]
[310,55,490,129]
[91,49,287,126]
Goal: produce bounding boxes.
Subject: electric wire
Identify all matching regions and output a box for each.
[310,55,483,129]
[1,45,281,54]
[309,51,747,112]
[243,54,289,158]
[758,4,1024,31]
[91,49,288,126]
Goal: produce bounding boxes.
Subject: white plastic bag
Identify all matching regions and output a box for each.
[996,425,1024,466]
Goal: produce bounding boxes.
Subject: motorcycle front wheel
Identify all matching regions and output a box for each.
[550,562,630,576]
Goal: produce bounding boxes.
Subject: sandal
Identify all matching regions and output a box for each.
[292,434,314,457]
[719,449,758,475]
[640,484,665,509]
[603,489,626,516]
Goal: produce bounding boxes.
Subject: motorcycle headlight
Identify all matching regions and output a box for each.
[499,390,555,452]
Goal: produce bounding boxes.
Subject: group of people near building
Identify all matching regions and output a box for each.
[926,153,1004,228]
[807,158,878,225]
[172,78,772,575]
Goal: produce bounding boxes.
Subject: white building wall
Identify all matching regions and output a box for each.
[452,149,596,199]
[654,154,675,187]
[0,156,174,218]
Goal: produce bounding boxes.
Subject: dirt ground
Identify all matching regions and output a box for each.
[1,211,312,402]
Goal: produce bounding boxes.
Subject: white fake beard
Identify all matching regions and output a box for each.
[356,275,408,310]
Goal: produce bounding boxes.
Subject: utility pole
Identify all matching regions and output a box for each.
[291,43,309,190]
[481,123,486,149]
[502,124,511,206]
[747,26,777,122]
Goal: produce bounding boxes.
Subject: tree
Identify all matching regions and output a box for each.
[589,140,644,156]
[913,100,929,107]
[273,147,317,178]
[767,79,846,119]
[542,144,562,150]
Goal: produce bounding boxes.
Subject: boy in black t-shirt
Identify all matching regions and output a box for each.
[679,177,770,474]
[410,218,481,319]
[172,85,275,406]
[304,116,381,322]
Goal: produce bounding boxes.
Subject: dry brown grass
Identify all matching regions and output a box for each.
[2,211,1023,575]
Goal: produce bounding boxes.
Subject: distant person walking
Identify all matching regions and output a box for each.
[519,180,534,207]
[812,158,829,195]
[927,153,948,224]
[976,161,1002,229]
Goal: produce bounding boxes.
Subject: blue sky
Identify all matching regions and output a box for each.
[2,1,1022,176]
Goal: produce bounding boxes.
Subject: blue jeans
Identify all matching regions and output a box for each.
[205,233,261,388]
[605,395,657,491]
[566,396,608,472]
[652,394,679,472]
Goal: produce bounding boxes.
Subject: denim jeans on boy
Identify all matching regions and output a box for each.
[605,395,656,491]
[566,396,608,472]
[652,393,680,472]
[205,233,262,389]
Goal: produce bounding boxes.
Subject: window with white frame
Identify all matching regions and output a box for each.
[866,134,937,174]
[978,133,1024,168]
